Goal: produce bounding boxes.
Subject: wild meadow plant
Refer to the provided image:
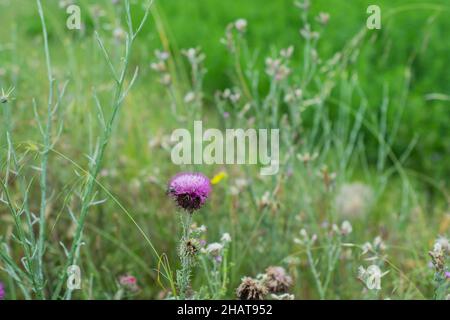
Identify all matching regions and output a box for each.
[0,0,177,300]
[429,238,449,299]
[235,266,294,300]
[0,0,448,300]
[168,172,211,299]
[198,232,232,299]
[149,1,448,300]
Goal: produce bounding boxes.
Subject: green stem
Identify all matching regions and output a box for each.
[306,243,325,299]
[36,0,54,299]
[178,213,193,299]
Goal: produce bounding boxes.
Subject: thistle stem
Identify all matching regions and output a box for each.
[178,213,193,299]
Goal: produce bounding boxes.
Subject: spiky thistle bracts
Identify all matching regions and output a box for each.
[179,238,201,260]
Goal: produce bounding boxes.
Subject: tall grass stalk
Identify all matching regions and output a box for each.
[36,0,55,298]
[51,0,153,299]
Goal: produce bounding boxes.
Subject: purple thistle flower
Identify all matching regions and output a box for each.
[168,172,211,213]
[445,271,450,279]
[0,282,5,300]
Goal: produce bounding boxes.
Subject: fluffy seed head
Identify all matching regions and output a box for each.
[168,172,211,213]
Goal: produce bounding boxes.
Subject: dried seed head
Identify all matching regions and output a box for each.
[263,266,293,293]
[236,277,268,300]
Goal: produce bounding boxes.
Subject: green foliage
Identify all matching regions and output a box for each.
[0,0,448,300]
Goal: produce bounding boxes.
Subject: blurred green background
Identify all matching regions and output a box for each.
[157,0,450,183]
[1,0,449,182]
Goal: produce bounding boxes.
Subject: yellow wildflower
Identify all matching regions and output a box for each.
[211,171,227,185]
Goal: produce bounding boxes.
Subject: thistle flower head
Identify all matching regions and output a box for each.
[236,277,268,300]
[263,266,293,293]
[221,232,232,244]
[206,242,223,256]
[435,236,450,254]
[168,172,211,213]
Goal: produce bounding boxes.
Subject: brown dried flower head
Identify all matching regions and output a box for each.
[264,266,293,293]
[236,277,268,300]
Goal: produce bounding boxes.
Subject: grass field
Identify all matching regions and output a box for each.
[0,0,449,300]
